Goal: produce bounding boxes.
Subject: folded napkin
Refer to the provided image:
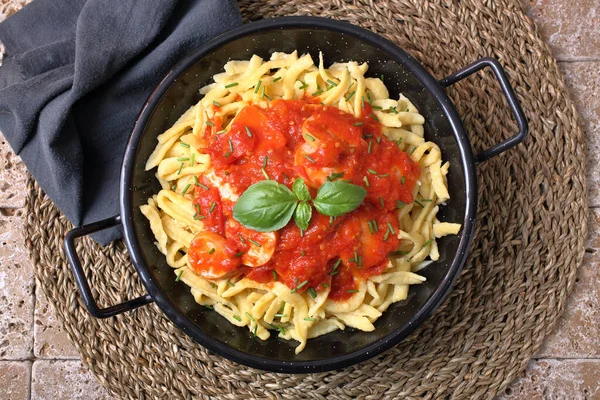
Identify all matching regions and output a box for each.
[0,0,242,244]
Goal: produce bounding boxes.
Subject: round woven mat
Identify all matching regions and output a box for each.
[24,0,588,398]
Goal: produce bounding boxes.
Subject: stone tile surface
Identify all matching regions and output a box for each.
[0,133,27,209]
[557,62,600,207]
[521,0,600,61]
[0,211,34,360]
[31,360,108,400]
[499,359,600,399]
[0,361,30,400]
[33,287,79,359]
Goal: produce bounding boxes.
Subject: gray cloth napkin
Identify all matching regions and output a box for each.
[0,0,242,244]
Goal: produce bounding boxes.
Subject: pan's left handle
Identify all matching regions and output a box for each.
[64,215,153,318]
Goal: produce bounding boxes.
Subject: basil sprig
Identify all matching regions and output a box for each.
[233,178,366,232]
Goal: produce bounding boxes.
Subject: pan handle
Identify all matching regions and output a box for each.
[439,57,528,163]
[64,215,153,318]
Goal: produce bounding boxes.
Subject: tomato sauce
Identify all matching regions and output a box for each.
[189,99,420,301]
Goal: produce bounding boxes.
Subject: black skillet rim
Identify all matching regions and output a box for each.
[120,16,477,373]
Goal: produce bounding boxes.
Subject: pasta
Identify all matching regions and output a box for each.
[141,51,461,353]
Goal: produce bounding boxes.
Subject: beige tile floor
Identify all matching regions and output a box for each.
[0,1,598,399]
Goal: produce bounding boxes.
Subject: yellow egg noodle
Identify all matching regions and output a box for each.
[140,51,461,353]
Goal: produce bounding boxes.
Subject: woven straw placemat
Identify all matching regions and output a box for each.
[23,0,588,398]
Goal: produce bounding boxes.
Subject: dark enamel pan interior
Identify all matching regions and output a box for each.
[120,17,476,372]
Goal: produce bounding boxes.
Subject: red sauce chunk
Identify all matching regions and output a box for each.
[188,99,420,302]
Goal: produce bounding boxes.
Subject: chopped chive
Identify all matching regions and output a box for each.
[233,315,242,322]
[378,173,390,177]
[387,222,396,234]
[234,251,244,258]
[373,220,379,232]
[253,325,257,337]
[175,270,183,282]
[304,154,316,163]
[263,155,269,168]
[227,280,235,287]
[322,283,330,288]
[273,76,282,82]
[208,248,215,254]
[245,312,255,322]
[312,88,323,97]
[261,168,270,180]
[181,183,192,195]
[421,199,433,202]
[307,287,317,299]
[302,250,306,257]
[177,162,184,175]
[363,134,373,138]
[357,255,362,268]
[248,238,261,247]
[377,136,381,144]
[361,96,365,108]
[204,304,214,310]
[213,100,221,107]
[392,250,410,256]
[363,175,370,187]
[327,79,337,87]
[177,157,190,162]
[370,112,379,122]
[423,239,433,247]
[304,317,316,322]
[345,91,356,102]
[298,81,309,90]
[414,199,425,208]
[367,92,373,104]
[274,313,286,318]
[389,106,399,114]
[195,178,209,190]
[380,74,385,82]
[368,169,378,175]
[354,122,364,126]
[379,197,385,208]
[211,283,217,289]
[216,129,227,135]
[209,201,216,213]
[180,142,190,148]
[383,229,391,241]
[367,140,373,154]
[329,216,334,226]
[326,84,335,91]
[395,200,406,209]
[401,176,406,185]
[254,80,262,94]
[405,107,410,112]
[368,220,374,234]
[225,82,238,88]
[305,133,316,142]
[245,126,253,137]
[410,146,417,155]
[193,213,205,220]
[291,280,309,293]
[327,172,344,181]
[228,139,234,153]
[372,105,383,110]
[346,289,359,294]
[190,153,195,166]
[206,121,214,126]
[238,235,246,243]
[330,259,341,276]
[272,270,278,281]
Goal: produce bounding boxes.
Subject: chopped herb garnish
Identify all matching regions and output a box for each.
[326,84,335,91]
[346,289,359,294]
[233,315,242,322]
[357,255,362,268]
[195,178,209,190]
[307,287,317,299]
[322,283,330,288]
[377,136,381,144]
[273,76,282,82]
[363,134,373,138]
[175,270,183,282]
[304,154,316,163]
[272,270,278,281]
[208,248,215,254]
[245,312,255,322]
[421,199,433,203]
[211,283,217,288]
[387,222,396,234]
[261,168,270,180]
[209,201,216,213]
[329,216,334,226]
[392,250,410,256]
[361,96,365,108]
[368,168,378,175]
[274,313,286,318]
[177,162,184,175]
[205,305,214,310]
[245,126,253,137]
[414,199,425,208]
[177,157,189,162]
[383,229,391,241]
[216,129,227,135]
[180,142,190,148]
[298,81,309,90]
[302,250,306,257]
[234,251,244,258]
[225,82,238,88]
[378,173,390,177]
[380,74,385,82]
[330,259,341,276]
[410,146,417,155]
[291,280,309,293]
[304,317,316,322]
[363,175,370,187]
[227,280,235,287]
[190,153,195,166]
[395,200,406,209]
[401,176,406,185]
[327,79,337,87]
[228,139,234,153]
[373,219,379,232]
[305,133,316,142]
[312,88,323,97]
[263,155,268,168]
[181,183,192,195]
[213,100,221,107]
[253,325,257,337]
[379,197,385,208]
[368,220,374,234]
[327,172,344,181]
[423,239,433,247]
[367,140,373,154]
[367,92,373,104]
[372,105,383,110]
[370,112,379,122]
[354,122,364,126]
[254,80,262,94]
[345,91,356,102]
[206,121,214,127]
[389,106,399,114]
[248,238,261,247]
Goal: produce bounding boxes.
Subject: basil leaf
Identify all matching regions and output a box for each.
[292,178,311,201]
[294,201,312,231]
[313,181,367,217]
[233,180,298,232]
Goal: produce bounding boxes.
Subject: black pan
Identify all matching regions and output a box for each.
[64,17,527,373]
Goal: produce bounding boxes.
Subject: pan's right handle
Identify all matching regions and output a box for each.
[439,57,528,163]
[64,215,153,318]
